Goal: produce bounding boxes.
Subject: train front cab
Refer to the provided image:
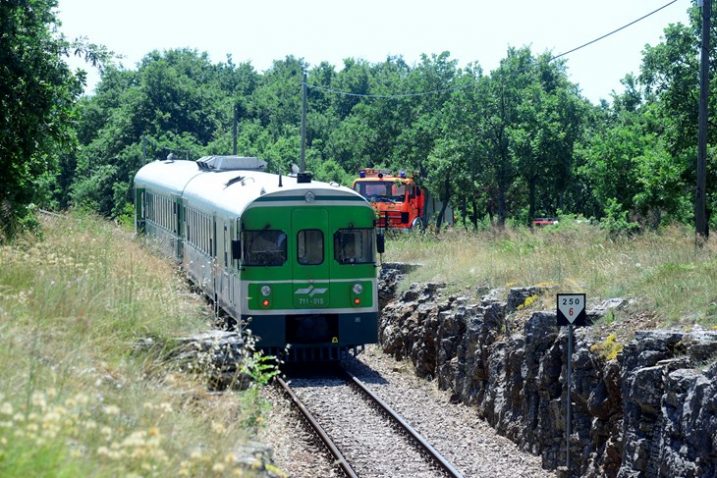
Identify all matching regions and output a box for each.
[238,201,379,360]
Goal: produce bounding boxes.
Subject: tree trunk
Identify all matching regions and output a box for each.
[497,185,507,228]
[460,197,468,230]
[436,176,451,233]
[471,199,479,230]
[528,176,537,229]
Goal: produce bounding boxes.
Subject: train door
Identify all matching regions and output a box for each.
[231,218,241,317]
[220,220,233,311]
[209,215,217,298]
[291,208,330,309]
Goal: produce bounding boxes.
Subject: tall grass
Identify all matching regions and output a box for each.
[385,219,717,327]
[0,213,276,477]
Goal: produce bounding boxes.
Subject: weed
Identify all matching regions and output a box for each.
[590,333,624,361]
[384,222,717,327]
[517,295,539,310]
[0,213,272,477]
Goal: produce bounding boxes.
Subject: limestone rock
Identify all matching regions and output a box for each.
[167,330,250,389]
[379,276,717,478]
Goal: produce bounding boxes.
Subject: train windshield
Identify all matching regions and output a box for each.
[353,181,406,203]
[334,229,374,264]
[243,229,287,266]
[297,229,324,265]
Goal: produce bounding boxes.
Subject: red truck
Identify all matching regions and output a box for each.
[352,168,452,230]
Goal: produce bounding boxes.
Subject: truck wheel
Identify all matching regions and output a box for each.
[411,217,425,230]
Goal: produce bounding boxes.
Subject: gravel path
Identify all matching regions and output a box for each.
[344,345,556,478]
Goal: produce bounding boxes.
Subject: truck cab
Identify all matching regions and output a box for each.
[352,169,426,229]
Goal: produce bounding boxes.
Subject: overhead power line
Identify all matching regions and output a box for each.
[307,0,681,98]
[550,0,680,60]
[307,83,467,99]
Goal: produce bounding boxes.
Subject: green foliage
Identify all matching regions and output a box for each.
[238,352,278,430]
[0,0,108,238]
[240,352,280,387]
[0,214,273,476]
[600,198,640,237]
[5,0,713,235]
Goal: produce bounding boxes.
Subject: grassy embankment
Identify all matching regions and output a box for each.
[0,213,278,477]
[385,219,717,331]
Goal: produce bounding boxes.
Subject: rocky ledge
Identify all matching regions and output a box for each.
[379,275,717,478]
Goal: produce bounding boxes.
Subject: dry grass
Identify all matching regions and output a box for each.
[385,219,717,329]
[0,212,278,477]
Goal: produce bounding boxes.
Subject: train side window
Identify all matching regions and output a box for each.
[199,215,203,251]
[190,210,195,245]
[224,224,229,265]
[186,210,191,242]
[205,216,210,254]
[243,230,287,266]
[297,229,323,265]
[334,229,374,264]
[202,215,206,253]
[146,193,151,222]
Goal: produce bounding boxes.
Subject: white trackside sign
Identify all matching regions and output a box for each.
[557,294,587,326]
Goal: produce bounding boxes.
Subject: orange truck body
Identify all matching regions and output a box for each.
[351,168,428,229]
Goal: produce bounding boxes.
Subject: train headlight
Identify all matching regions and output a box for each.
[352,283,363,295]
[261,285,271,297]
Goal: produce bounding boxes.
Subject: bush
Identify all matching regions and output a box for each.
[600,198,639,237]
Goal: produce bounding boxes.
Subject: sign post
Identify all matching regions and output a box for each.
[556,293,586,476]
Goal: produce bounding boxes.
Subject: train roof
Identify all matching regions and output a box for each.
[134,159,202,194]
[134,159,368,217]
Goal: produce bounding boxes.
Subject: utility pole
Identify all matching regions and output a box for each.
[232,102,239,156]
[696,0,711,239]
[300,72,307,173]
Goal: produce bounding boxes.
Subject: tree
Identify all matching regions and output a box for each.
[0,0,106,237]
[73,49,254,216]
[511,54,585,224]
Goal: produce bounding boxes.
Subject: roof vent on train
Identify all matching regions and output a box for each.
[195,156,267,172]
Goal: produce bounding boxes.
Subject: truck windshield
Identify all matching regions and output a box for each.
[334,229,374,264]
[243,230,287,266]
[354,181,406,203]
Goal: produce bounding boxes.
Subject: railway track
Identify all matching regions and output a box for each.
[276,367,464,478]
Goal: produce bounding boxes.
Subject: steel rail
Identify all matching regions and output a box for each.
[342,368,465,478]
[275,377,359,478]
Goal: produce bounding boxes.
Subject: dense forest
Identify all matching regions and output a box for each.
[2,0,715,238]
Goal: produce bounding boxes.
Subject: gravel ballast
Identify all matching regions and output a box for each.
[261,345,555,477]
[259,386,340,478]
[344,346,556,478]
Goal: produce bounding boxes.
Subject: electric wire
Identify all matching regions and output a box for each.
[550,0,680,60]
[305,0,681,99]
[307,83,466,99]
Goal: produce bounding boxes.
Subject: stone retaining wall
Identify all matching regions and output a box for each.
[379,274,717,477]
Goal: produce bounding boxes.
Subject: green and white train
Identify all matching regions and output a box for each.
[134,155,383,360]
